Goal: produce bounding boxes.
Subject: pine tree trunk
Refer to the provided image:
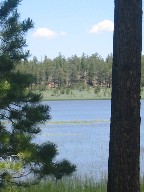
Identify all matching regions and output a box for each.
[107,1,142,192]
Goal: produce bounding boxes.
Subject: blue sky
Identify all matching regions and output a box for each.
[19,0,143,60]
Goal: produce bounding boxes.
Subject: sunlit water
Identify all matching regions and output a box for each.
[34,100,144,181]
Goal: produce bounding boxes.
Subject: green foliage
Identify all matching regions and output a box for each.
[0,162,22,171]
[16,52,112,91]
[37,142,58,163]
[36,142,76,179]
[52,159,76,180]
[15,45,144,93]
[0,0,76,188]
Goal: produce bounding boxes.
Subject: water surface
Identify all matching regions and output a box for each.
[35,100,144,180]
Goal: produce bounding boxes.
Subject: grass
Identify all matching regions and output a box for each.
[1,176,107,192]
[26,178,107,192]
[39,88,111,101]
[2,176,144,192]
[35,88,144,101]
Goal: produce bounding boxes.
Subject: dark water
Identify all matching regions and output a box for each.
[34,100,144,180]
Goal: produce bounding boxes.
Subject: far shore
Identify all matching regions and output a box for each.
[42,98,111,101]
[38,89,144,101]
[39,89,111,101]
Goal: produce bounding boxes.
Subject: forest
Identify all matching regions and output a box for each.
[16,53,144,92]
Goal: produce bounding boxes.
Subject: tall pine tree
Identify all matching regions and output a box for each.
[107,1,142,191]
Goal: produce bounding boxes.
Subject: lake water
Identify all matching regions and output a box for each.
[34,100,144,181]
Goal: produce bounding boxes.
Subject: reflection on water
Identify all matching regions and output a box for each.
[34,100,144,181]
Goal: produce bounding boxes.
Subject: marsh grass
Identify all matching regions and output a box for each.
[2,176,144,192]
[46,120,110,125]
[3,176,107,192]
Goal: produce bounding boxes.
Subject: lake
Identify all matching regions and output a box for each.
[34,100,144,181]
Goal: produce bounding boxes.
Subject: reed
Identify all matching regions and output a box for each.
[2,176,144,192]
[2,176,107,192]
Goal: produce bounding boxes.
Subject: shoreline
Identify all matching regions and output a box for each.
[42,97,144,101]
[38,89,144,101]
[42,97,111,101]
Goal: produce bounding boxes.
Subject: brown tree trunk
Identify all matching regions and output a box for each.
[107,1,142,192]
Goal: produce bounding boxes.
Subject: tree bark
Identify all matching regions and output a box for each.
[107,1,142,192]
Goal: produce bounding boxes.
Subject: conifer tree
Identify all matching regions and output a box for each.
[107,1,142,191]
[0,0,76,187]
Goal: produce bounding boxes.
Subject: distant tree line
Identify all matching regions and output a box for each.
[16,53,112,91]
[16,53,144,91]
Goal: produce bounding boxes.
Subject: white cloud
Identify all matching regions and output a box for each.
[89,20,114,33]
[33,28,67,39]
[33,28,57,38]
